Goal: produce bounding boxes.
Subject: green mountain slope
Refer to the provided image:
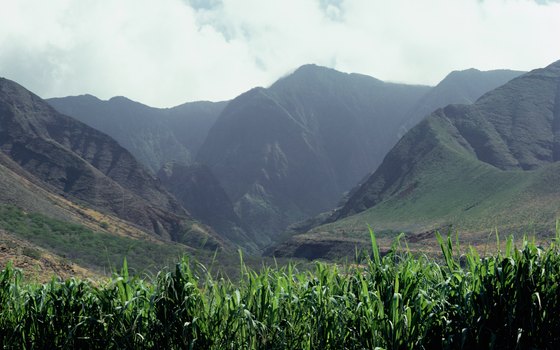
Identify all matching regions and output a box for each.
[274,60,560,258]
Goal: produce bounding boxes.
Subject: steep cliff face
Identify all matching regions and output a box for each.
[0,78,224,249]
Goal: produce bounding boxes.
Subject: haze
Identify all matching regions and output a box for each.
[1,0,559,107]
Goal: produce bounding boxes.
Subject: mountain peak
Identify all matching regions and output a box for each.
[293,64,337,74]
[80,93,101,100]
[275,64,345,85]
[440,68,526,84]
[108,95,130,101]
[108,95,136,104]
[270,64,383,94]
[445,68,481,77]
[289,64,377,81]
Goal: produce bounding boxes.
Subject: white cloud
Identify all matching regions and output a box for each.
[0,0,559,107]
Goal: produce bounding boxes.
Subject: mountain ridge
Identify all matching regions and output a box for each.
[272,60,560,259]
[0,77,226,249]
[336,60,560,219]
[21,63,527,252]
[47,94,227,173]
[197,64,432,240]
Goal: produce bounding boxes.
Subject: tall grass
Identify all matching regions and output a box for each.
[2,227,560,349]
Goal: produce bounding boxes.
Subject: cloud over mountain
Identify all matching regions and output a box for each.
[1,0,559,107]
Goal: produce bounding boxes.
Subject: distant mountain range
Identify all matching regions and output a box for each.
[273,61,560,259]
[48,95,226,173]
[47,64,524,248]
[198,65,523,242]
[1,61,536,272]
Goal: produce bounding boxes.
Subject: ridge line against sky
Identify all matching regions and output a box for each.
[1,0,559,108]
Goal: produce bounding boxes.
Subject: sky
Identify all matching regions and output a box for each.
[1,0,559,108]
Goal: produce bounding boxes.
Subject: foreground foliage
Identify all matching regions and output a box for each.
[2,229,560,349]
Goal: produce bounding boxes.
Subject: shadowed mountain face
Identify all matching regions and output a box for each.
[326,60,560,230]
[157,162,260,250]
[47,95,226,173]
[197,65,431,240]
[0,78,224,249]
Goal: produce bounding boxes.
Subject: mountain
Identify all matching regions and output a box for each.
[47,95,226,173]
[197,65,431,241]
[0,77,224,250]
[47,94,249,249]
[397,68,525,138]
[274,60,560,258]
[41,65,525,252]
[157,162,260,250]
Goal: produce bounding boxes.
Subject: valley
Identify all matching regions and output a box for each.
[2,60,559,276]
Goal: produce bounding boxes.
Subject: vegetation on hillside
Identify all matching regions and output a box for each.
[2,228,560,349]
[0,205,191,274]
